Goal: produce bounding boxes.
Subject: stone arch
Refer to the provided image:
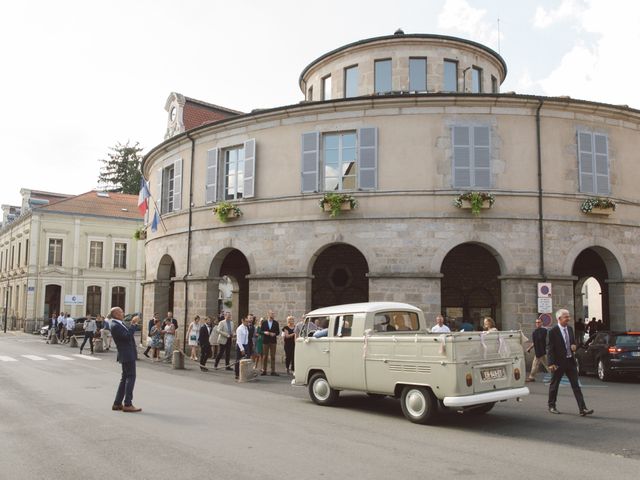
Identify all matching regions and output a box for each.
[563,240,625,280]
[430,235,513,275]
[155,254,176,318]
[207,248,251,321]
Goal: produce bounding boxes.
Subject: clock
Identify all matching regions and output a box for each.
[169,106,177,122]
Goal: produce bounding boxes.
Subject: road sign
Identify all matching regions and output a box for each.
[538,297,552,313]
[537,282,552,298]
[538,313,553,327]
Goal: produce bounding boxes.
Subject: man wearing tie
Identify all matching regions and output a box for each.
[547,308,593,416]
[261,310,280,376]
[110,307,141,413]
[199,316,213,372]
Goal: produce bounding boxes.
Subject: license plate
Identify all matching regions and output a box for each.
[481,367,506,381]
[632,352,640,357]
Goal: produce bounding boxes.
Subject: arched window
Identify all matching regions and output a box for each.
[111,286,126,310]
[86,286,102,317]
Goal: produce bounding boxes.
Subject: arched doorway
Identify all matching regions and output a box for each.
[44,284,61,318]
[440,243,502,330]
[310,243,369,310]
[572,247,622,332]
[86,286,102,316]
[208,249,250,321]
[155,255,176,318]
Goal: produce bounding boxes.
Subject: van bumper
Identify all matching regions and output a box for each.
[443,387,530,408]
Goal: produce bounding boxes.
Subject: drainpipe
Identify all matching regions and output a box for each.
[536,99,546,280]
[182,132,196,349]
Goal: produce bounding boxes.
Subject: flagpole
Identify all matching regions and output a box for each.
[143,179,168,233]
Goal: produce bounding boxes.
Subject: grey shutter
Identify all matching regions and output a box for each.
[157,167,163,214]
[301,132,319,192]
[578,131,595,193]
[473,126,491,189]
[358,127,377,190]
[206,148,218,204]
[243,138,256,198]
[173,158,182,211]
[452,126,471,188]
[594,133,609,194]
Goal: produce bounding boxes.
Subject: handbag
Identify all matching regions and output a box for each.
[190,334,197,342]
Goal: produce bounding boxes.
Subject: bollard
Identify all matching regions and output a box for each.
[172,350,185,370]
[238,358,255,383]
[49,334,58,345]
[69,336,78,348]
[93,338,104,353]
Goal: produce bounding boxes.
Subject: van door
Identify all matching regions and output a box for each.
[326,315,365,390]
[295,316,330,381]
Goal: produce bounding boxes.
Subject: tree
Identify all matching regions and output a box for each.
[97,141,144,194]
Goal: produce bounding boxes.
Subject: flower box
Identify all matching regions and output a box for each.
[588,207,613,216]
[460,199,492,211]
[322,200,352,213]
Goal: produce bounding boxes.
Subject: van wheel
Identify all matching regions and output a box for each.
[469,402,495,415]
[308,373,339,406]
[400,386,437,424]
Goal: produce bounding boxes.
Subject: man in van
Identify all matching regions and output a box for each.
[431,315,450,333]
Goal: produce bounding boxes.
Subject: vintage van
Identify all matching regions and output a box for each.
[293,302,529,424]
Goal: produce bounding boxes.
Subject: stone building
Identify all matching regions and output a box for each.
[141,31,640,340]
[0,190,144,330]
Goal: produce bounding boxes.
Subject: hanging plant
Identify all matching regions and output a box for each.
[213,201,242,222]
[580,197,616,214]
[133,227,147,240]
[453,192,495,216]
[319,193,358,218]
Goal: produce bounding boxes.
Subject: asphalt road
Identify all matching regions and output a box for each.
[1,332,639,480]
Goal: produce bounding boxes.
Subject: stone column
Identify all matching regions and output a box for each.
[141,281,157,338]
[608,279,640,331]
[185,277,210,319]
[367,273,442,319]
[171,277,186,351]
[499,277,541,332]
[247,274,311,320]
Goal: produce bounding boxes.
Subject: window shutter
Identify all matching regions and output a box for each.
[473,126,491,189]
[358,127,377,190]
[243,138,256,198]
[594,134,609,195]
[452,126,471,188]
[301,132,319,192]
[173,158,182,211]
[157,167,163,214]
[206,148,218,204]
[578,131,595,193]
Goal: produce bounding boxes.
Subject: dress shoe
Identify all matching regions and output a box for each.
[143,352,150,358]
[225,366,232,371]
[200,366,209,372]
[580,409,594,417]
[112,404,123,411]
[525,378,535,383]
[122,405,142,413]
[270,372,280,376]
[548,407,561,414]
[260,371,267,376]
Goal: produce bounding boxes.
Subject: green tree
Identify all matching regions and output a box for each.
[97,141,144,194]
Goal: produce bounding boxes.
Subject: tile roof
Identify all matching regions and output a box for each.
[36,190,143,220]
[183,99,242,131]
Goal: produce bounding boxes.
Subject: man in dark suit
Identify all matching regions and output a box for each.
[110,307,141,413]
[547,308,593,416]
[199,316,213,372]
[261,310,280,376]
[526,318,548,382]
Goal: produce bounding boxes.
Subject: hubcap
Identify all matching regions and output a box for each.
[406,389,426,417]
[313,378,330,401]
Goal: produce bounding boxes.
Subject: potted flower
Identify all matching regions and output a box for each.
[320,193,358,218]
[581,197,616,216]
[453,192,495,216]
[213,201,242,222]
[133,227,147,240]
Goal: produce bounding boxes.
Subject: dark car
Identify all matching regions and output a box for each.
[576,331,640,381]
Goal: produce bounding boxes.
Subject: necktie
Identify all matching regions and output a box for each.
[562,328,572,357]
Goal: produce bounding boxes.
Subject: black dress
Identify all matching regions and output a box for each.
[283,326,295,372]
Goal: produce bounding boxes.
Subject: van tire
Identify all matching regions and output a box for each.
[400,386,437,424]
[308,373,339,406]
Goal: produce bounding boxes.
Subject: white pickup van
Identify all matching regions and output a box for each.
[293,302,529,424]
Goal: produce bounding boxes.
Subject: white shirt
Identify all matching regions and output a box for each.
[431,324,451,333]
[236,323,249,350]
[66,317,75,330]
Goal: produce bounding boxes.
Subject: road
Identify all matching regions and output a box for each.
[1,332,639,480]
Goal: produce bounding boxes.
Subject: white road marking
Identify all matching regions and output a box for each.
[48,355,74,361]
[21,355,46,361]
[71,354,101,361]
[0,355,18,362]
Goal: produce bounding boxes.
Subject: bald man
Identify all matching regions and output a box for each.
[109,307,141,412]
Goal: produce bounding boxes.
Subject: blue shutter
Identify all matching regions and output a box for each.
[206,149,218,204]
[578,131,595,193]
[473,126,491,189]
[243,139,256,198]
[358,127,377,190]
[301,132,320,192]
[173,159,182,211]
[452,126,471,188]
[594,134,609,195]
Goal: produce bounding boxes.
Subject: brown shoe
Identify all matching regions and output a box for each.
[122,405,142,413]
[112,404,123,411]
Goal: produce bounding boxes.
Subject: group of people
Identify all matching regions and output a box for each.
[45,311,113,353]
[430,314,496,333]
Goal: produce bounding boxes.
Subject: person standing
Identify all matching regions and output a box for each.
[148,318,162,361]
[199,317,213,372]
[483,317,498,332]
[143,313,158,358]
[209,316,220,360]
[526,318,548,382]
[282,316,296,375]
[186,315,201,361]
[101,315,112,351]
[252,317,264,370]
[46,312,57,343]
[431,315,450,333]
[547,308,593,416]
[57,312,65,342]
[80,316,97,354]
[65,314,75,343]
[261,311,280,376]
[234,316,249,380]
[110,307,141,412]
[163,319,176,363]
[214,312,234,371]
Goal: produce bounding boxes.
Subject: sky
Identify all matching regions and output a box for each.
[2,0,639,208]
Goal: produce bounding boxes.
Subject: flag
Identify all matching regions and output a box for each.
[137,178,150,215]
[151,210,159,233]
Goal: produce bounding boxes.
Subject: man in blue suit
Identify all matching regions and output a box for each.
[110,307,142,413]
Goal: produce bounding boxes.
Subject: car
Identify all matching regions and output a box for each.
[576,331,640,381]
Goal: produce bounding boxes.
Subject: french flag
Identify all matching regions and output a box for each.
[137,178,150,215]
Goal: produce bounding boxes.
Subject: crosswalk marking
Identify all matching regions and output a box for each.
[0,355,18,362]
[72,354,101,361]
[21,355,46,361]
[48,355,74,361]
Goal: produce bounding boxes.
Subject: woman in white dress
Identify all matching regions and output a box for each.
[186,315,201,360]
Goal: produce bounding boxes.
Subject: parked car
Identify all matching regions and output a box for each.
[576,331,640,381]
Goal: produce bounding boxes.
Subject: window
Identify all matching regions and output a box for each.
[374,59,392,94]
[578,131,609,194]
[334,315,353,337]
[162,165,175,213]
[111,286,126,310]
[48,239,63,266]
[10,246,14,269]
[17,243,21,268]
[205,140,255,204]
[114,242,127,269]
[471,66,482,93]
[86,286,102,317]
[491,75,498,93]
[452,125,491,189]
[24,241,29,267]
[89,241,103,268]
[344,65,358,98]
[301,128,377,193]
[158,159,182,214]
[444,60,458,92]
[409,57,427,92]
[308,85,313,101]
[373,311,420,332]
[224,146,245,200]
[321,75,332,100]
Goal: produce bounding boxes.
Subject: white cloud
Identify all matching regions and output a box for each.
[533,0,585,29]
[437,0,501,49]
